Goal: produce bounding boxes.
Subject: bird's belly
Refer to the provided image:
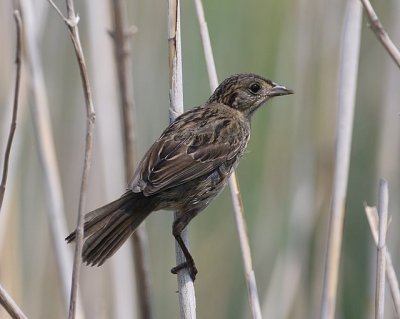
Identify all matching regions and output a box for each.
[155,165,233,212]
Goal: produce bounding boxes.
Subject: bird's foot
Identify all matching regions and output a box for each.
[171,260,198,281]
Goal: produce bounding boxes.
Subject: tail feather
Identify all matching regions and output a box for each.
[65,192,132,243]
[93,220,134,266]
[83,212,132,265]
[66,191,153,266]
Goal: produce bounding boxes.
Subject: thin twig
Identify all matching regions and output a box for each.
[0,284,28,319]
[375,179,388,319]
[65,9,96,319]
[110,1,154,318]
[193,0,217,91]
[320,1,362,318]
[0,13,28,319]
[229,179,262,319]
[47,1,96,319]
[360,0,400,68]
[20,0,84,315]
[193,1,262,318]
[109,0,137,174]
[365,204,400,317]
[168,0,197,318]
[0,10,22,212]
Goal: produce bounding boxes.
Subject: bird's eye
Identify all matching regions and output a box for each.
[249,83,261,94]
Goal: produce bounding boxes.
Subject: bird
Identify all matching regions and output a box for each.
[66,73,293,281]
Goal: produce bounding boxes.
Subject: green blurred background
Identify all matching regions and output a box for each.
[0,0,399,318]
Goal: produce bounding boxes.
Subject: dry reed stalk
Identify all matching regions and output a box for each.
[110,1,154,318]
[0,283,27,319]
[0,11,28,319]
[365,204,400,317]
[20,0,85,316]
[320,0,362,318]
[0,10,22,212]
[47,1,96,318]
[360,0,400,68]
[375,179,388,319]
[193,0,262,318]
[168,0,197,318]
[365,204,400,316]
[85,2,136,317]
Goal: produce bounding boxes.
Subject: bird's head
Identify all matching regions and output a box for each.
[207,73,293,117]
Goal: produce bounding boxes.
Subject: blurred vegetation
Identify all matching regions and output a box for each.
[1,0,399,318]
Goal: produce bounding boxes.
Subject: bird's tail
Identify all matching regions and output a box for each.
[66,191,153,266]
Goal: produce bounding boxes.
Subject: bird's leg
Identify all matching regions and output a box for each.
[171,214,198,281]
[171,234,198,280]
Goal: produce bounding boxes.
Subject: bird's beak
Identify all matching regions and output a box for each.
[268,85,294,97]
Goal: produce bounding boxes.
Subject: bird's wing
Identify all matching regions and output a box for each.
[128,107,249,196]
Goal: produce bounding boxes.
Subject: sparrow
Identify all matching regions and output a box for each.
[66,73,293,281]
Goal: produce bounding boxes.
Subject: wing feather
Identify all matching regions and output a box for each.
[128,105,249,196]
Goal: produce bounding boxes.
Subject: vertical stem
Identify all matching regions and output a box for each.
[0,11,27,319]
[0,10,22,212]
[23,0,84,315]
[110,0,137,172]
[320,0,362,318]
[58,3,96,319]
[168,0,197,318]
[110,1,154,318]
[228,178,262,319]
[364,204,400,317]
[192,0,218,90]
[193,1,262,318]
[375,179,388,319]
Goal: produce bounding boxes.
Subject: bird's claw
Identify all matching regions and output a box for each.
[171,261,198,281]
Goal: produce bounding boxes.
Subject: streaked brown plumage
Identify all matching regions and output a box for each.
[66,73,293,280]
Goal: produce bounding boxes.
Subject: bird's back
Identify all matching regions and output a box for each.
[128,103,251,212]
